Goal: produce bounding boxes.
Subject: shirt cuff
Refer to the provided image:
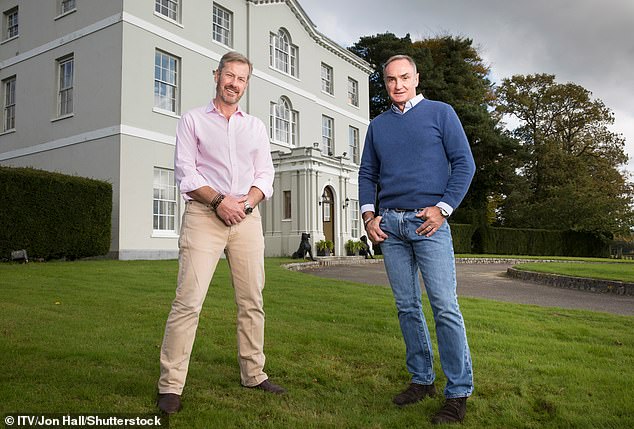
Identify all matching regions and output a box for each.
[252,178,273,200]
[436,202,454,217]
[360,204,375,215]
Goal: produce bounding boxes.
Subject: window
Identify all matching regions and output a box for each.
[269,29,298,77]
[60,0,76,15]
[349,126,359,164]
[4,7,18,40]
[155,0,179,21]
[3,76,15,131]
[57,55,74,117]
[351,200,359,238]
[270,97,298,146]
[322,115,334,155]
[348,77,359,107]
[212,3,232,47]
[321,63,333,95]
[153,167,177,232]
[154,50,179,114]
[283,191,291,220]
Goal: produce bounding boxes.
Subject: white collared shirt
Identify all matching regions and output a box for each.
[391,93,424,115]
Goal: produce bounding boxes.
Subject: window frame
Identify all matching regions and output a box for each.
[3,76,16,132]
[212,2,233,47]
[269,29,298,77]
[350,199,360,238]
[154,49,180,115]
[349,126,359,164]
[348,77,359,107]
[153,167,178,234]
[57,55,74,118]
[322,115,334,156]
[270,97,298,147]
[321,63,333,95]
[283,190,292,220]
[4,7,18,41]
[154,0,179,23]
[60,0,76,15]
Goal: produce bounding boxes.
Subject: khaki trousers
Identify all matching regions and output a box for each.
[158,201,268,394]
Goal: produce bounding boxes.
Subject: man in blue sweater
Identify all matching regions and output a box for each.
[359,54,476,425]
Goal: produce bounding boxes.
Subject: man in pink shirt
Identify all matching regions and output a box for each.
[157,51,281,415]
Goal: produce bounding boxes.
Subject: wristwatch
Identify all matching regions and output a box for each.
[244,201,253,215]
[439,207,449,218]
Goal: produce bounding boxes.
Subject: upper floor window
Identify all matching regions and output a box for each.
[60,0,76,15]
[154,50,180,114]
[212,3,232,47]
[57,55,74,117]
[4,7,18,40]
[270,97,298,146]
[321,63,333,95]
[269,29,298,77]
[348,77,359,107]
[155,0,179,22]
[3,76,16,131]
[153,167,177,233]
[322,115,334,156]
[349,126,359,164]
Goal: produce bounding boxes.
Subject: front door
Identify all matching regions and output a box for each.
[322,187,334,253]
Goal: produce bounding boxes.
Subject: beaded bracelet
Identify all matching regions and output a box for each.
[207,193,225,211]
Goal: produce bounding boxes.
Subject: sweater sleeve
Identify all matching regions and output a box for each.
[358,124,380,209]
[440,105,476,209]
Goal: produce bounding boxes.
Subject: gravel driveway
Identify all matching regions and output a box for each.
[302,261,634,316]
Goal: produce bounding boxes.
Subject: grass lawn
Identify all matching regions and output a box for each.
[1,258,633,428]
[513,261,634,283]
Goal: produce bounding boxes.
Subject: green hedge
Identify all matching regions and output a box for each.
[448,223,478,253]
[0,166,112,260]
[455,224,609,258]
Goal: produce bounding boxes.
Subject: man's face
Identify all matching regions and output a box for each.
[214,61,250,106]
[384,59,419,106]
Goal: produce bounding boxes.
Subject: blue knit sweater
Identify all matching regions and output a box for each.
[358,99,475,211]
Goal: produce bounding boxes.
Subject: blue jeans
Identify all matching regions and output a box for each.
[379,209,473,398]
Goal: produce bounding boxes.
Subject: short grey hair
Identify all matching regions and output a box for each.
[217,51,253,78]
[382,54,417,80]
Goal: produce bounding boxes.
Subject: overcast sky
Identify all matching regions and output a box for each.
[299,0,634,176]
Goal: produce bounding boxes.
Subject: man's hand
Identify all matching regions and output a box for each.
[216,195,248,226]
[365,216,388,245]
[415,206,446,237]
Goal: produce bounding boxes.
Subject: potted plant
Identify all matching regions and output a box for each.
[345,239,356,256]
[316,240,331,256]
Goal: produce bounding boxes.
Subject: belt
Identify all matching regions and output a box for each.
[392,208,424,212]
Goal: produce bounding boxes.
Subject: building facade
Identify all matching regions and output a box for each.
[0,0,371,259]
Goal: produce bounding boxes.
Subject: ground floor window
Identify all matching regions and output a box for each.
[153,167,177,232]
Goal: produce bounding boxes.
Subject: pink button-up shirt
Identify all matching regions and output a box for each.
[174,101,274,200]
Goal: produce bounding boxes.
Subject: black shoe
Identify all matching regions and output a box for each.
[248,379,286,394]
[157,393,182,415]
[392,383,436,406]
[432,397,467,424]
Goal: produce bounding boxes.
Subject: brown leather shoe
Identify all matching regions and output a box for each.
[157,393,182,414]
[432,397,467,424]
[248,379,286,394]
[393,383,437,406]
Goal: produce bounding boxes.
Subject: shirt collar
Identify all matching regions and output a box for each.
[391,93,424,114]
[206,100,245,116]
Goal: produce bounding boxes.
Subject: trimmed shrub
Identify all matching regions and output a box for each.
[0,166,112,260]
[448,223,478,253]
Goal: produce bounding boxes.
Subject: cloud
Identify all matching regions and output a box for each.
[299,0,634,175]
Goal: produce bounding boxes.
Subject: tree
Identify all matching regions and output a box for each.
[349,33,414,118]
[349,34,521,224]
[496,74,634,235]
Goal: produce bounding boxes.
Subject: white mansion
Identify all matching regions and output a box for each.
[0,0,371,259]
